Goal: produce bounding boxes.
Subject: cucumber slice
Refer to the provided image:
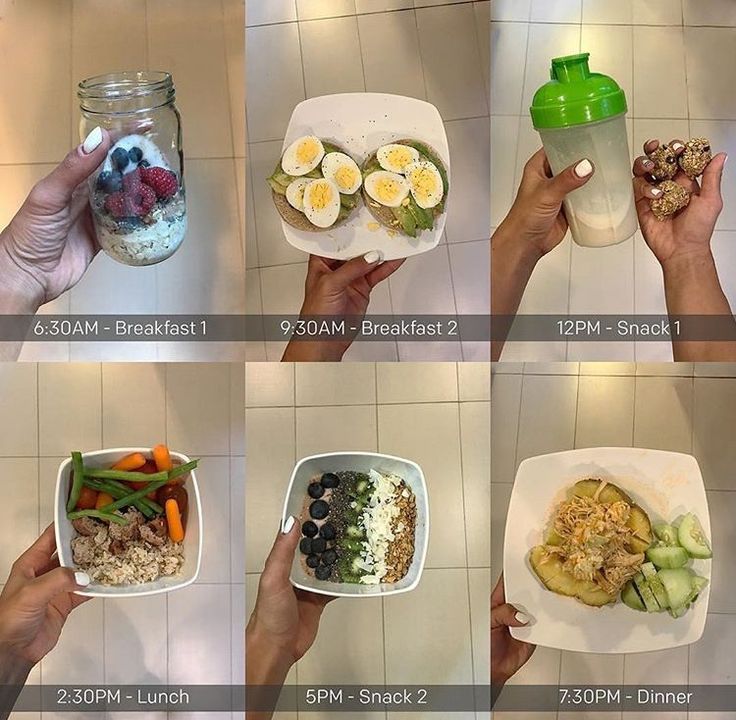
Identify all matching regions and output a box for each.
[692,575,709,594]
[669,604,689,619]
[678,514,712,559]
[621,581,646,611]
[633,572,660,613]
[657,568,694,610]
[653,522,679,545]
[646,543,689,569]
[641,563,670,609]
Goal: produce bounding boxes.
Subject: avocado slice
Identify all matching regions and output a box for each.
[392,206,417,237]
[407,196,433,230]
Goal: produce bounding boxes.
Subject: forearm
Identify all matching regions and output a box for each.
[281,339,346,362]
[491,224,542,361]
[0,649,33,719]
[245,623,294,720]
[661,251,736,361]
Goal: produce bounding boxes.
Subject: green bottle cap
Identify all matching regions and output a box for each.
[530,52,628,129]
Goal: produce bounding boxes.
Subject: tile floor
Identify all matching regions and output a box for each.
[245,361,490,719]
[245,1,490,362]
[0,0,246,362]
[492,0,736,363]
[491,361,736,720]
[0,362,245,720]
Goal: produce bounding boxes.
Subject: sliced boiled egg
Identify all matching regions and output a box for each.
[321,152,362,195]
[285,178,311,211]
[405,160,444,209]
[303,179,341,228]
[281,136,325,176]
[377,143,420,175]
[364,171,410,208]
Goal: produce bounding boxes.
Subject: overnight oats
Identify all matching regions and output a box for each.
[78,72,187,266]
[298,469,417,584]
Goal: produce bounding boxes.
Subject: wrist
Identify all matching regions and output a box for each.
[660,248,717,283]
[246,621,294,686]
[492,220,544,269]
[0,232,44,314]
[282,339,347,362]
[0,642,33,684]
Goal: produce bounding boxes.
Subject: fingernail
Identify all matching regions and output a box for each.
[645,139,656,145]
[515,611,530,625]
[282,516,295,534]
[651,188,663,197]
[74,571,90,587]
[82,126,103,154]
[725,154,729,167]
[574,159,593,178]
[364,250,383,264]
[673,142,684,151]
[644,160,654,168]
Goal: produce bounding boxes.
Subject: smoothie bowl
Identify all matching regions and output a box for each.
[55,446,203,598]
[283,452,429,598]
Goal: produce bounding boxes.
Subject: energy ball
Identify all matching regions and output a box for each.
[679,137,712,179]
[651,180,691,221]
[648,143,679,181]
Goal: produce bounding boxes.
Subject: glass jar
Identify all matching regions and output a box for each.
[78,71,187,266]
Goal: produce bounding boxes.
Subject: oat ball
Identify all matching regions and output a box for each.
[648,143,679,181]
[651,180,691,221]
[679,137,712,179]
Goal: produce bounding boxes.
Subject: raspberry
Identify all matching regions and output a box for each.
[122,167,144,192]
[140,166,178,200]
[104,192,128,219]
[124,184,157,217]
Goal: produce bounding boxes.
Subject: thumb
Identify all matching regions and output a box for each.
[329,252,383,289]
[261,516,301,587]
[545,158,595,203]
[700,152,727,205]
[27,127,111,213]
[491,602,530,630]
[23,567,90,609]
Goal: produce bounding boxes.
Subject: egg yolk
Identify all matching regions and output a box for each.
[308,182,334,210]
[297,139,320,166]
[374,177,402,203]
[408,167,438,204]
[386,147,414,171]
[334,166,357,191]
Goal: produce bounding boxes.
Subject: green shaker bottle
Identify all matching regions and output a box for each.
[531,53,637,248]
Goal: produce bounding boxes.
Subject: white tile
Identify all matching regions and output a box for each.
[245,24,305,143]
[231,456,245,583]
[693,378,736,490]
[38,364,102,456]
[168,584,232,683]
[39,457,63,529]
[491,0,531,21]
[516,374,578,462]
[460,402,491,566]
[377,362,458,403]
[244,157,258,268]
[702,490,736,613]
[580,25,633,113]
[0,459,39,580]
[378,403,466,568]
[491,481,512,572]
[147,0,233,158]
[224,0,246,159]
[633,26,688,118]
[683,0,736,26]
[296,363,376,405]
[358,10,426,100]
[104,595,168,683]
[490,373,521,484]
[230,363,246,456]
[300,17,366,98]
[231,584,245,684]
[582,0,632,24]
[579,362,635,375]
[515,240,571,315]
[246,0,297,25]
[523,362,579,375]
[416,3,488,120]
[260,263,310,315]
[196,457,233,583]
[575,375,635,447]
[389,246,456,313]
[559,653,623,720]
[0,365,37,456]
[101,364,167,447]
[384,568,473,683]
[296,404,378,456]
[685,28,736,120]
[445,118,491,244]
[0,0,71,164]
[490,116,520,227]
[246,363,295,407]
[468,567,491,683]
[633,0,682,25]
[296,0,356,20]
[475,1,491,104]
[633,376,693,453]
[357,0,413,10]
[636,362,693,376]
[712,231,736,310]
[166,364,232,455]
[694,362,736,377]
[689,613,736,683]
[530,0,581,23]
[459,362,490,401]
[490,22,529,116]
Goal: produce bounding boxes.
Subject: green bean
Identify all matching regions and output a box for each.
[84,467,169,483]
[82,478,156,518]
[89,477,163,514]
[98,480,168,513]
[66,451,86,513]
[167,459,199,481]
[67,509,129,525]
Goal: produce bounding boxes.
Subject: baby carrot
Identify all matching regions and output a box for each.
[152,444,173,472]
[165,498,185,543]
[113,452,147,471]
[95,491,115,510]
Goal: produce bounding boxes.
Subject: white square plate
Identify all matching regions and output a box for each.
[503,447,711,653]
[281,93,451,261]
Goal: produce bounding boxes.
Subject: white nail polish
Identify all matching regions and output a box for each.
[651,188,663,197]
[82,126,103,154]
[574,159,593,178]
[672,142,684,151]
[364,250,383,264]
[75,571,90,587]
[282,516,295,534]
[515,611,530,625]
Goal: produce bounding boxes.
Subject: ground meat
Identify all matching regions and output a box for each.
[109,539,126,556]
[72,535,98,565]
[109,508,144,542]
[140,517,167,547]
[72,517,104,537]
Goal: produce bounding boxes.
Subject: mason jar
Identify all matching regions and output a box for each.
[78,71,187,266]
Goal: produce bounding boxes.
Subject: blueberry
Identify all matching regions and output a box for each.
[321,472,340,489]
[302,521,318,538]
[299,538,313,555]
[97,170,123,194]
[138,160,151,169]
[322,549,338,566]
[315,565,331,581]
[311,537,327,554]
[319,522,336,541]
[310,500,330,520]
[308,482,325,499]
[128,147,143,164]
[111,147,130,172]
[117,217,144,231]
[306,554,320,569]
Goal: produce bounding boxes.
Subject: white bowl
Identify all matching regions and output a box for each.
[504,447,711,653]
[55,447,203,598]
[283,451,429,598]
